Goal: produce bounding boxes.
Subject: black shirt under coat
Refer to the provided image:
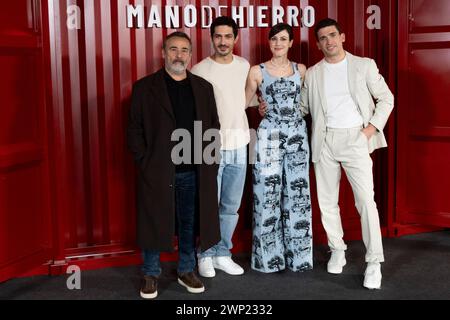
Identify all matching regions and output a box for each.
[164,70,196,172]
[127,68,221,251]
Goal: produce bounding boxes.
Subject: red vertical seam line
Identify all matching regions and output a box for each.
[137,0,148,80]
[84,0,100,245]
[240,0,246,62]
[100,0,118,244]
[309,0,321,65]
[373,0,386,226]
[58,0,79,250]
[290,0,301,64]
[388,0,397,234]
[143,0,151,74]
[195,0,203,64]
[397,0,404,226]
[75,0,94,248]
[48,0,68,260]
[181,1,189,32]
[396,0,405,225]
[284,0,294,60]
[386,0,393,80]
[185,0,194,66]
[27,0,34,29]
[386,0,396,100]
[383,0,393,230]
[39,0,55,258]
[118,0,132,110]
[60,0,71,250]
[27,1,42,140]
[369,0,374,62]
[67,0,84,249]
[106,0,125,242]
[300,0,310,65]
[130,0,138,83]
[162,0,168,57]
[41,0,59,259]
[366,0,371,59]
[257,0,265,63]
[118,0,133,243]
[93,0,111,244]
[158,0,165,75]
[110,1,120,118]
[355,0,365,56]
[144,0,154,74]
[233,0,242,58]
[376,19,382,71]
[32,32,48,253]
[337,0,351,54]
[125,0,149,243]
[377,0,382,62]
[153,0,166,73]
[234,0,242,60]
[208,0,217,56]
[68,0,87,249]
[110,0,123,242]
[256,0,261,51]
[328,0,337,20]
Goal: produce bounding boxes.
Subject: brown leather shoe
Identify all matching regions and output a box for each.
[140,275,158,299]
[177,272,205,293]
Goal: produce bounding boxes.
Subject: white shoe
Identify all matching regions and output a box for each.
[212,256,244,275]
[363,262,382,290]
[198,257,215,278]
[327,250,346,274]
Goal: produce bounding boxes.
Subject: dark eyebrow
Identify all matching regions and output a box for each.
[215,33,234,37]
[319,32,337,40]
[169,45,189,50]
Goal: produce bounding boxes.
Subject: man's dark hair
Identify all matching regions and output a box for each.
[269,23,294,41]
[314,18,343,40]
[210,16,239,39]
[163,31,192,51]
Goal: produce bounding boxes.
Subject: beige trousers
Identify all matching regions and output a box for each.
[314,127,384,263]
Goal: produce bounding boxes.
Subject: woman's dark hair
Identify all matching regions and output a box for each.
[269,23,294,41]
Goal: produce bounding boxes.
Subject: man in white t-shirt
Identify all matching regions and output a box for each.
[300,18,394,289]
[191,16,250,277]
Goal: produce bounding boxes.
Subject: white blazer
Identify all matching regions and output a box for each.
[300,52,394,163]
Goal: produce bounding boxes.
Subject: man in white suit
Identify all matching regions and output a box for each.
[300,18,394,289]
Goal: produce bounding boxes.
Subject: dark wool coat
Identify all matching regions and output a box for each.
[128,68,221,251]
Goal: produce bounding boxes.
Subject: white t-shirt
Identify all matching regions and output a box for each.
[191,55,250,150]
[324,57,363,128]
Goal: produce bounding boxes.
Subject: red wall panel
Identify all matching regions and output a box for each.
[0,0,52,282]
[396,0,450,227]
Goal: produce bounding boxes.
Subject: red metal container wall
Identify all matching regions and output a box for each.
[44,0,396,258]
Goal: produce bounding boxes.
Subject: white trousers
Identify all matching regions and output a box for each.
[314,127,384,263]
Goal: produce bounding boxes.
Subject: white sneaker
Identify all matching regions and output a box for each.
[363,262,382,290]
[327,250,346,274]
[212,256,244,275]
[198,257,215,278]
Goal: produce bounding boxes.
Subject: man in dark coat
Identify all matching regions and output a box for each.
[127,32,221,299]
